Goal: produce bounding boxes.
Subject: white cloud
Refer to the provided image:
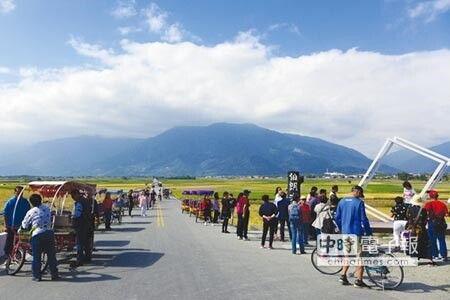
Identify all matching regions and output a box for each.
[408,0,450,22]
[111,0,137,19]
[118,26,142,35]
[1,37,449,157]
[162,23,183,43]
[0,66,10,73]
[269,23,301,36]
[0,0,15,13]
[143,2,168,33]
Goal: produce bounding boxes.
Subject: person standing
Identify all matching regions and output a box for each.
[402,181,416,206]
[2,186,30,260]
[212,192,220,224]
[390,196,408,251]
[86,192,99,258]
[289,194,305,254]
[70,189,90,268]
[21,194,59,281]
[329,185,339,205]
[103,192,113,230]
[236,190,251,240]
[127,189,134,217]
[259,195,277,249]
[201,195,212,225]
[276,191,291,242]
[221,192,232,233]
[424,190,448,261]
[335,186,372,288]
[406,195,435,265]
[299,196,310,245]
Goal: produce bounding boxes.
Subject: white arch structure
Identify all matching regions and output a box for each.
[358,137,450,223]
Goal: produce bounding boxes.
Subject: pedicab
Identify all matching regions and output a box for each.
[5,181,96,275]
[181,190,192,214]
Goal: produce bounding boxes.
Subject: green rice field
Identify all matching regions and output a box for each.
[1,177,449,231]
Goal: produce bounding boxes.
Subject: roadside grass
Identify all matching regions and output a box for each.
[1,178,450,231]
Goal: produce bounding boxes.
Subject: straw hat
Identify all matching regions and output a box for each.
[410,194,424,207]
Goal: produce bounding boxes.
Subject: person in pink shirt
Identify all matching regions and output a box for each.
[139,191,148,217]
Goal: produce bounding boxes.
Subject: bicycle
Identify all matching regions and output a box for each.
[311,247,404,290]
[5,229,49,276]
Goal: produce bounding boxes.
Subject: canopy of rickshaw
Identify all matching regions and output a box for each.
[182,190,214,196]
[28,181,97,198]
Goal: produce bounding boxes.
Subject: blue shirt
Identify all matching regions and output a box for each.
[335,197,372,236]
[276,198,290,221]
[3,196,31,228]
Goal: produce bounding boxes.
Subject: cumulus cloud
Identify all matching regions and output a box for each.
[0,0,15,13]
[408,0,450,22]
[111,0,137,19]
[143,2,168,33]
[1,35,449,157]
[162,23,183,43]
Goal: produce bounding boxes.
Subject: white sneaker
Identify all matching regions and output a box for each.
[204,222,207,226]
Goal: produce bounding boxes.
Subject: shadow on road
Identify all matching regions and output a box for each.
[110,226,147,233]
[395,282,450,293]
[95,240,130,247]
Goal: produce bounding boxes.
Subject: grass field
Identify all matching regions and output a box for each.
[1,178,450,231]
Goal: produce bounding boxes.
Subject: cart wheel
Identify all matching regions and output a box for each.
[5,247,26,275]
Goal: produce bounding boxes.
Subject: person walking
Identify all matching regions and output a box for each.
[329,185,339,205]
[335,185,372,288]
[2,186,30,261]
[221,192,232,233]
[289,194,305,254]
[259,195,278,249]
[139,191,148,217]
[21,194,60,281]
[423,190,448,261]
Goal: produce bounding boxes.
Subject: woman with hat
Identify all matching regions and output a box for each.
[405,195,435,266]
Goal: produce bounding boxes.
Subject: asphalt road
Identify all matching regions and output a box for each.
[1,198,449,300]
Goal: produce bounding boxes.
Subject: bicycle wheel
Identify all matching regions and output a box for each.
[366,253,404,290]
[5,247,26,275]
[311,248,343,275]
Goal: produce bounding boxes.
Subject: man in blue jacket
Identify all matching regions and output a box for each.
[335,185,372,288]
[2,186,30,260]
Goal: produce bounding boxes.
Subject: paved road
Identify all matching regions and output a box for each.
[1,198,449,300]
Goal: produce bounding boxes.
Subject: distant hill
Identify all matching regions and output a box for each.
[92,123,373,176]
[0,136,143,176]
[384,141,450,173]
[0,123,393,176]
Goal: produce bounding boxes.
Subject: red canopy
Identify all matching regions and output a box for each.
[28,181,97,198]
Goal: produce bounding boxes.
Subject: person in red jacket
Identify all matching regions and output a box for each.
[201,195,212,225]
[299,196,310,245]
[424,190,448,261]
[103,192,113,230]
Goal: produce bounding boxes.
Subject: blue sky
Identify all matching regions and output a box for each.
[1,0,450,157]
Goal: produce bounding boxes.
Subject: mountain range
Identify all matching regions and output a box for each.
[0,123,448,176]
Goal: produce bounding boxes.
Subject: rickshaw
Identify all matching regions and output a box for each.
[5,181,96,275]
[181,190,192,213]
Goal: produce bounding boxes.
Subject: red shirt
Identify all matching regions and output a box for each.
[236,195,249,214]
[103,197,113,210]
[301,204,310,223]
[424,200,449,219]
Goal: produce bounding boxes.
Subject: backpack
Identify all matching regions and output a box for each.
[289,203,301,221]
[321,210,338,234]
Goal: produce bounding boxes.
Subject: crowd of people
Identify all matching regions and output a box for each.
[1,185,161,282]
[194,182,449,288]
